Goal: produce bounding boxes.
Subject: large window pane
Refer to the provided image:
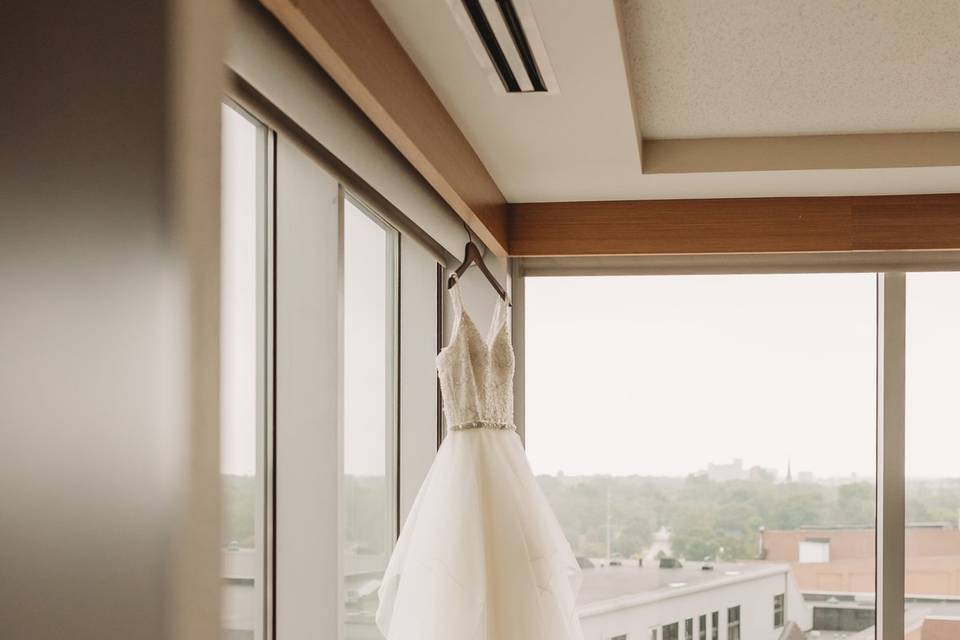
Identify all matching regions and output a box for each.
[905,272,960,640]
[525,274,877,639]
[220,103,265,640]
[342,197,397,640]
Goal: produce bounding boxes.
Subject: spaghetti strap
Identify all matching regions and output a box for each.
[488,292,510,342]
[448,272,464,318]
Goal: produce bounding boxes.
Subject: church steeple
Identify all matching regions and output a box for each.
[786,460,792,482]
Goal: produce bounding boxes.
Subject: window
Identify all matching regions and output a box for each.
[662,622,679,640]
[220,102,267,640]
[525,275,877,637]
[684,618,693,640]
[710,611,718,640]
[798,538,831,563]
[727,606,740,640]
[341,196,398,639]
[905,273,960,613]
[774,593,785,628]
[698,614,706,640]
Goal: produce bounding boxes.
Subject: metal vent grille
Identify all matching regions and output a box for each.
[448,0,558,94]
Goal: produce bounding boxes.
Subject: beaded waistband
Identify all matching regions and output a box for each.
[449,420,516,432]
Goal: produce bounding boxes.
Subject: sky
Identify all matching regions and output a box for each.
[524,272,960,480]
[341,200,390,478]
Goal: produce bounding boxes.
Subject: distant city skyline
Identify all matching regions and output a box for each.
[546,457,871,483]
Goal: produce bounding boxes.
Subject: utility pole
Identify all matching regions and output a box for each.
[606,484,612,563]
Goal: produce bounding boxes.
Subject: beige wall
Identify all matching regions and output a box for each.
[1,2,224,639]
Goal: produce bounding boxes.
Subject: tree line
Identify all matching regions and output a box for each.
[537,473,960,561]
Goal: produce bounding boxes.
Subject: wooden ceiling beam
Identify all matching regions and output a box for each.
[508,194,960,256]
[260,0,509,255]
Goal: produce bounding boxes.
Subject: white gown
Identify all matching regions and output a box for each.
[376,277,583,640]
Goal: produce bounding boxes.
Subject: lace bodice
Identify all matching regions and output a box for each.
[437,277,514,431]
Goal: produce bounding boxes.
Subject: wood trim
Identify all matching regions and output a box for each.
[259,0,509,255]
[508,194,960,256]
[644,133,960,174]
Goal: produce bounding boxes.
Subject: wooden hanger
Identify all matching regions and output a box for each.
[447,222,510,304]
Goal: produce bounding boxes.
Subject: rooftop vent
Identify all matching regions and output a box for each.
[447,0,558,94]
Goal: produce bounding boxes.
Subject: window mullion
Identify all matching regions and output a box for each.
[877,272,906,640]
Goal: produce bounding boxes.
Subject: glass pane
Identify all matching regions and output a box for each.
[220,103,263,640]
[905,272,960,640]
[525,274,877,639]
[342,198,396,640]
[663,622,679,640]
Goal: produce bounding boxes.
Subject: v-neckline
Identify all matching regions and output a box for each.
[450,280,507,352]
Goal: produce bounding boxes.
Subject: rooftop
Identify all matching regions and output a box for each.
[577,561,789,615]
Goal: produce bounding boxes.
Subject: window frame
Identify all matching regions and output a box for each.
[339,191,401,639]
[511,254,960,640]
[224,82,445,640]
[220,98,275,640]
[340,189,401,545]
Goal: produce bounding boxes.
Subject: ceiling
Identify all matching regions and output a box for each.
[371,0,960,203]
[622,0,960,139]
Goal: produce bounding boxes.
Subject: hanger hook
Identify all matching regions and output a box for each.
[461,219,487,258]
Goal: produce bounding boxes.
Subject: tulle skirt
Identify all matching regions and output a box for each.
[376,429,584,640]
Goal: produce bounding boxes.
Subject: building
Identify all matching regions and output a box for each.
[576,561,810,640]
[707,460,748,483]
[761,526,960,639]
[706,459,777,483]
[223,549,258,639]
[761,525,960,595]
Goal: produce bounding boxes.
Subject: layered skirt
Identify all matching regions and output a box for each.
[376,429,584,640]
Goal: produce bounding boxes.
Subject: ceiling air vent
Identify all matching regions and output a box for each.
[448,0,558,94]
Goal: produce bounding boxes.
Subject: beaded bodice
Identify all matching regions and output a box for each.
[437,277,514,432]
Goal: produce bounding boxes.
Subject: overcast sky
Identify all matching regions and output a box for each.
[524,273,960,480]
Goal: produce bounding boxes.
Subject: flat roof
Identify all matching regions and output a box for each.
[577,561,789,616]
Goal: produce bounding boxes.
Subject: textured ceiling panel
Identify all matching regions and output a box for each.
[621,0,960,138]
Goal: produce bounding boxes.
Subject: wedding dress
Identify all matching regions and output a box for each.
[376,275,583,640]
